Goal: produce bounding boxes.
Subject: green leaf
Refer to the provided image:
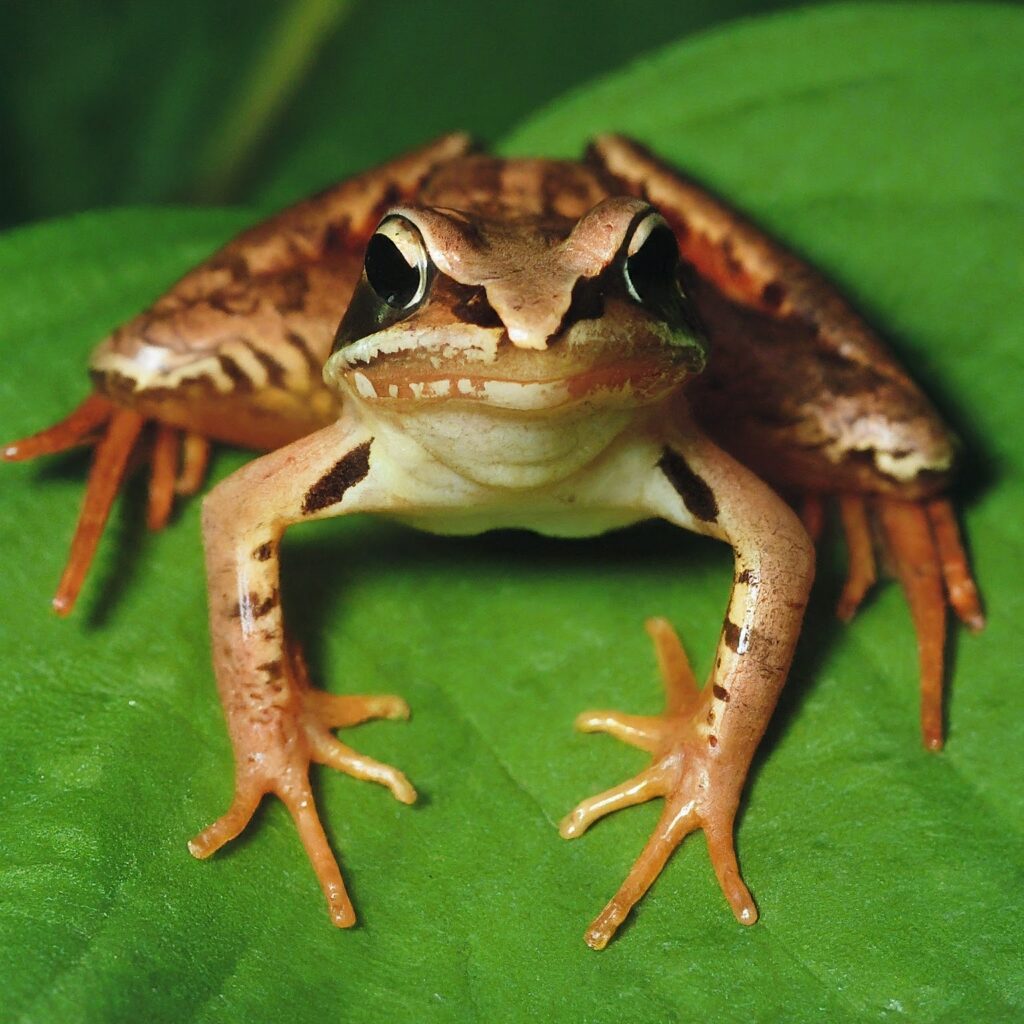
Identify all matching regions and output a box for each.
[1,5,1021,1022]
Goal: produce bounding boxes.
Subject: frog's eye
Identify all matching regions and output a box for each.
[623,213,681,309]
[364,216,430,309]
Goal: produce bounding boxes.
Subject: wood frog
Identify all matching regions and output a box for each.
[3,134,983,949]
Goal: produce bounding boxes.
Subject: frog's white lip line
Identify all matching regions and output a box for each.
[339,359,684,413]
[347,371,575,410]
[333,326,504,372]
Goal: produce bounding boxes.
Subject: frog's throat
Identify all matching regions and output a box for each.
[354,396,646,492]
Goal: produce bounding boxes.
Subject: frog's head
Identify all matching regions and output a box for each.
[323,196,706,415]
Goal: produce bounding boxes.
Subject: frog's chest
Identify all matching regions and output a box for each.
[357,403,664,539]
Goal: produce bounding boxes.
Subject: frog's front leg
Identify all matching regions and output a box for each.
[187,418,415,927]
[562,419,814,949]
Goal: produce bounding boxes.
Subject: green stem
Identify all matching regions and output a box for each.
[191,0,355,203]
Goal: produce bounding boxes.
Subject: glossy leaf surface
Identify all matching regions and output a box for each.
[1,5,1021,1021]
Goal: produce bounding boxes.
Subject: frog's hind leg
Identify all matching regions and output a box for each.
[175,432,211,496]
[876,497,984,751]
[590,135,985,753]
[822,492,983,750]
[835,494,877,622]
[2,393,115,460]
[147,422,180,531]
[51,406,146,615]
[799,494,825,543]
[926,498,985,631]
[4,399,210,615]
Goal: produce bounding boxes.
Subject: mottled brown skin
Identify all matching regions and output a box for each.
[3,136,476,613]
[3,134,983,947]
[586,137,956,500]
[582,137,982,754]
[81,136,958,504]
[90,134,475,449]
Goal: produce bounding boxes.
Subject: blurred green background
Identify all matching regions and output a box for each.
[2,2,1022,1023]
[0,0,801,227]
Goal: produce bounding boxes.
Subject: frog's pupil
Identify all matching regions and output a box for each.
[365,234,421,308]
[624,225,679,309]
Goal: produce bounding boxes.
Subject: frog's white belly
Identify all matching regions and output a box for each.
[358,399,665,539]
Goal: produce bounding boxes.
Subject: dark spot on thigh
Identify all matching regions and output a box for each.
[256,659,283,679]
[723,619,741,652]
[253,541,275,562]
[284,329,322,372]
[248,347,288,389]
[657,448,719,522]
[275,269,310,314]
[302,440,373,514]
[250,589,279,619]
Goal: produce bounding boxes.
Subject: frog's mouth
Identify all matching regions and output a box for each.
[343,359,684,409]
[324,321,703,413]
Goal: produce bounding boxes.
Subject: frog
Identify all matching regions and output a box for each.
[3,134,983,949]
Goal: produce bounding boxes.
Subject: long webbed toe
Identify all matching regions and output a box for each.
[191,642,415,927]
[563,619,752,949]
[5,398,214,615]
[836,494,878,621]
[926,498,985,631]
[803,491,984,751]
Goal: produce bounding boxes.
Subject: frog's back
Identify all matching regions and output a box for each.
[87,135,479,450]
[84,148,617,449]
[59,133,959,487]
[421,148,956,502]
[418,154,613,225]
[586,136,957,501]
[684,271,957,500]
